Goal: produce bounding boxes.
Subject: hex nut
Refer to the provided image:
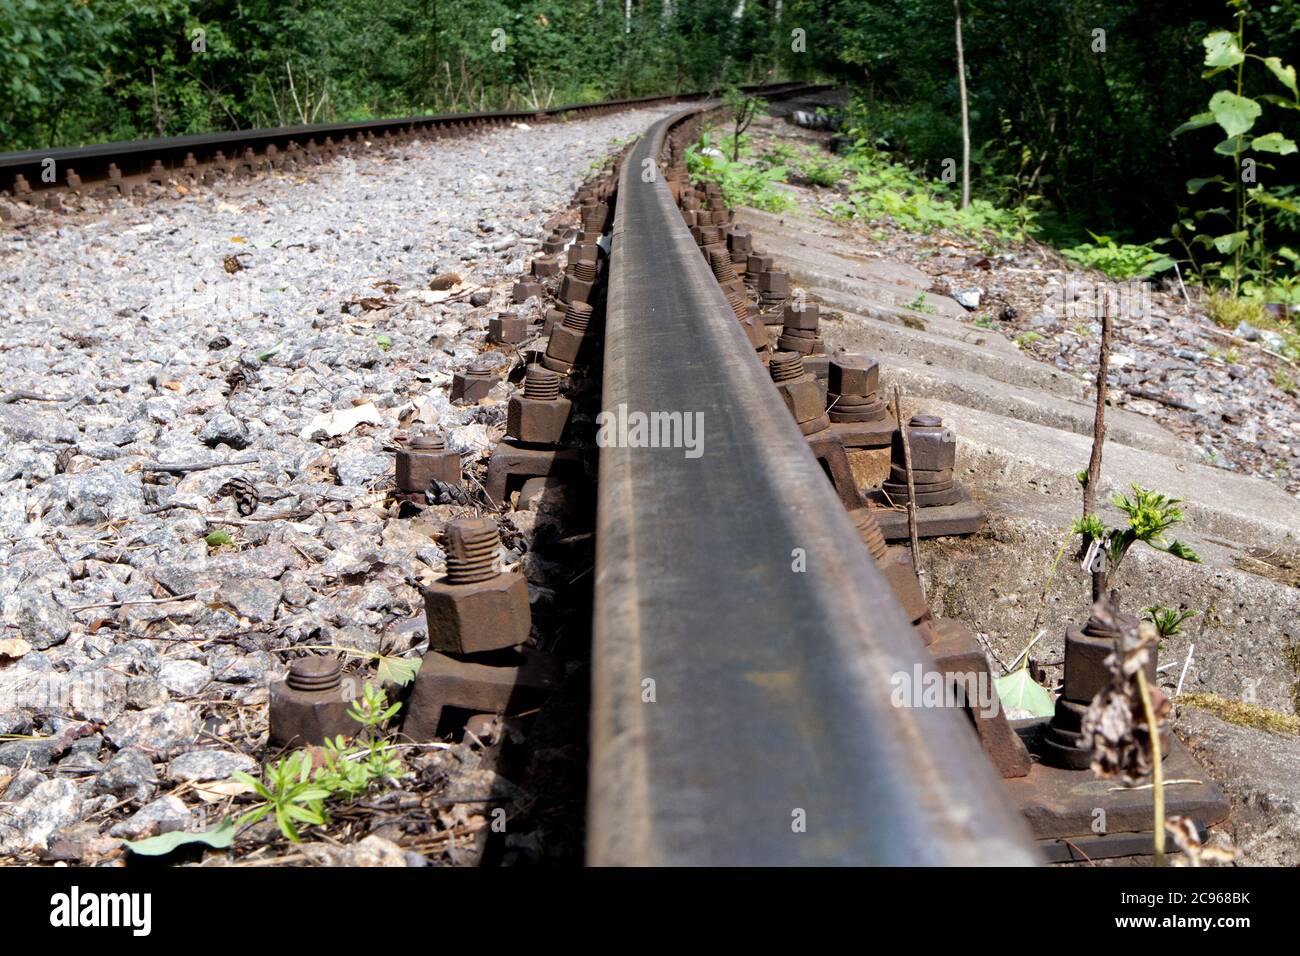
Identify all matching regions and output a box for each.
[488,312,528,345]
[508,394,572,445]
[774,375,826,425]
[829,355,879,398]
[896,417,956,472]
[450,369,495,403]
[423,571,531,655]
[396,446,461,492]
[543,323,587,368]
[782,301,820,331]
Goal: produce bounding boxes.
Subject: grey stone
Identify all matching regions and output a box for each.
[218,576,283,623]
[166,749,257,783]
[200,413,251,449]
[5,777,83,849]
[14,589,73,649]
[105,703,196,754]
[158,659,212,696]
[109,794,191,839]
[94,747,158,802]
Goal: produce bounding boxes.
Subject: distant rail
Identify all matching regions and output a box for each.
[587,107,1040,865]
[0,83,820,198]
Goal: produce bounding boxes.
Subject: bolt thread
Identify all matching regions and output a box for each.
[563,301,593,332]
[523,366,562,399]
[709,249,736,283]
[569,261,598,282]
[769,351,805,383]
[286,656,343,691]
[725,288,749,320]
[853,510,890,561]
[408,429,446,450]
[444,518,501,584]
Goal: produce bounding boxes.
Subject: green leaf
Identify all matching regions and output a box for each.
[1251,132,1297,155]
[205,530,233,548]
[1186,176,1225,194]
[256,341,284,362]
[1203,30,1245,70]
[1210,90,1262,137]
[1262,56,1298,97]
[1213,231,1248,254]
[1213,135,1246,156]
[1171,112,1215,137]
[375,333,393,351]
[377,654,421,686]
[125,820,235,857]
[995,668,1055,719]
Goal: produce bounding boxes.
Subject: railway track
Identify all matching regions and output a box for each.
[586,107,1038,865]
[0,86,1235,868]
[0,84,815,208]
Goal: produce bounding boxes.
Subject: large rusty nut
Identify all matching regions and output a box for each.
[829,354,879,398]
[268,684,362,749]
[542,306,565,336]
[451,370,494,403]
[512,279,542,303]
[782,301,820,331]
[559,272,595,304]
[423,571,531,655]
[508,394,572,444]
[877,548,930,624]
[774,375,825,425]
[897,418,956,472]
[488,312,528,345]
[396,447,460,492]
[758,271,789,295]
[531,256,560,278]
[545,323,587,366]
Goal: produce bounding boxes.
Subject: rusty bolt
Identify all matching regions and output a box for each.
[423,518,531,654]
[782,301,820,332]
[488,311,527,345]
[894,414,956,473]
[829,354,879,399]
[269,655,363,748]
[729,228,753,259]
[532,256,560,278]
[541,301,592,372]
[560,262,596,304]
[512,279,543,303]
[769,352,829,434]
[396,428,461,492]
[65,168,82,190]
[450,361,497,403]
[757,271,789,296]
[508,367,572,445]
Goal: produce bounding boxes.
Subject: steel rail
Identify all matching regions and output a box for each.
[588,108,1040,866]
[0,82,819,195]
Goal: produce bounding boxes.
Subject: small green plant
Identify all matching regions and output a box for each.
[1016,331,1043,348]
[1144,605,1198,638]
[907,293,937,314]
[686,132,793,213]
[376,333,393,351]
[722,86,766,163]
[1206,289,1268,329]
[230,686,405,843]
[1072,484,1203,592]
[798,154,845,188]
[232,751,331,843]
[205,530,234,549]
[1061,232,1174,279]
[973,314,997,329]
[1273,367,1297,393]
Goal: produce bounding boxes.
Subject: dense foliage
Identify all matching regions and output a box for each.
[0,0,810,152]
[4,1,1299,303]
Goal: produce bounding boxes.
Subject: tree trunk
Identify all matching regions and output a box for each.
[954,0,970,210]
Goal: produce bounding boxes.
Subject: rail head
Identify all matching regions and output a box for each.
[588,109,1040,866]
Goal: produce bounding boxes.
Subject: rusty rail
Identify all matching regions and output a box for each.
[0,83,820,198]
[587,108,1040,866]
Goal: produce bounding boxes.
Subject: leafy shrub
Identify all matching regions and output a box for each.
[1061,232,1175,279]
